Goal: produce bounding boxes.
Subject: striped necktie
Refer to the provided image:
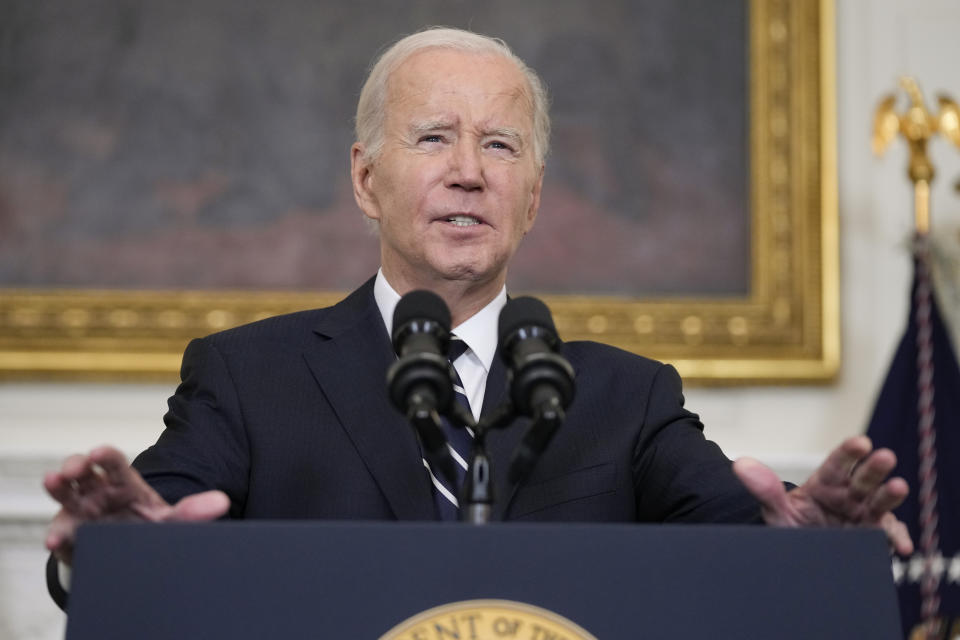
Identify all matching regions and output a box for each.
[427,335,474,520]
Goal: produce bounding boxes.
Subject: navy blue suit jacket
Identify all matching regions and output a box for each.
[132,277,761,524]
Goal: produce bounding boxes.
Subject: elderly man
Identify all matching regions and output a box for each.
[43,27,912,608]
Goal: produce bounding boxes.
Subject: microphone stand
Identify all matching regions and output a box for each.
[461,423,493,524]
[507,398,564,485]
[457,397,568,523]
[405,370,569,525]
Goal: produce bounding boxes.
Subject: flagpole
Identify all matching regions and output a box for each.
[915,179,930,236]
[872,77,960,638]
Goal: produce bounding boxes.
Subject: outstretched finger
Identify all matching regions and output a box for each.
[814,436,873,486]
[60,454,108,505]
[794,482,863,520]
[87,446,159,507]
[880,512,914,556]
[88,446,136,485]
[43,454,100,512]
[167,491,231,523]
[60,453,100,483]
[848,448,897,500]
[45,509,80,564]
[75,465,107,499]
[43,471,80,509]
[61,454,119,519]
[865,477,910,521]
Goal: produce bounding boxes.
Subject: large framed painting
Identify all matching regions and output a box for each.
[0,0,837,383]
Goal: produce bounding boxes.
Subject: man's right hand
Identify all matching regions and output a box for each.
[43,445,230,566]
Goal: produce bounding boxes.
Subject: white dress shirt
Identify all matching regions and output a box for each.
[374,269,506,420]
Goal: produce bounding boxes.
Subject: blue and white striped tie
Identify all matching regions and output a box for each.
[426,335,474,520]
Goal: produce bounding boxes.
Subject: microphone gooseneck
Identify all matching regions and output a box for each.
[498,297,575,484]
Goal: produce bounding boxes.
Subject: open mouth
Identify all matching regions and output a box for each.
[445,214,482,227]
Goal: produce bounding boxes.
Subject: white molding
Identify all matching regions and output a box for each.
[0,456,61,523]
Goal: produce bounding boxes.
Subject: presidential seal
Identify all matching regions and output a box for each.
[380,599,597,640]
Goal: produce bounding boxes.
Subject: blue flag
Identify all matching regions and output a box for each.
[866,253,960,638]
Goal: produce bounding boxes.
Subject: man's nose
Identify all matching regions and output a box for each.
[445,140,484,191]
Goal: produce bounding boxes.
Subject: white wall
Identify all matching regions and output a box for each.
[3,1,960,637]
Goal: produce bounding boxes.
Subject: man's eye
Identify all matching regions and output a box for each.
[419,135,443,144]
[488,140,514,152]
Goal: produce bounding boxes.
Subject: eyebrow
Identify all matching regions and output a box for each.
[483,127,524,146]
[409,119,457,137]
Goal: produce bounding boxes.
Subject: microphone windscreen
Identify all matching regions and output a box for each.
[393,290,451,336]
[498,296,556,343]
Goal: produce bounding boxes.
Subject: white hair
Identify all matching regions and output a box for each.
[355,27,550,166]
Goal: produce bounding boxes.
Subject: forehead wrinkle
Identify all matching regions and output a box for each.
[383,53,535,142]
[397,74,530,110]
[484,87,534,141]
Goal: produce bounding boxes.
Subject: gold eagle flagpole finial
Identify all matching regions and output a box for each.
[872,77,960,235]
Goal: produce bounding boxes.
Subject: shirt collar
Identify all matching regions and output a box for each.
[373,268,504,374]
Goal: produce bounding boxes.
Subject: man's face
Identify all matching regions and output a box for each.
[352,48,543,293]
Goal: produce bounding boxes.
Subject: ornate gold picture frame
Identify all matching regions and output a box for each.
[0,0,836,384]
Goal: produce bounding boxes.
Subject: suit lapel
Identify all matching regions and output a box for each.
[484,341,578,520]
[481,355,527,520]
[302,279,435,521]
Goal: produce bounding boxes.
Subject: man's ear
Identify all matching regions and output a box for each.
[524,164,545,232]
[350,143,379,222]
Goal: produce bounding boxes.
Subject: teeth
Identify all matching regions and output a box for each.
[447,215,480,227]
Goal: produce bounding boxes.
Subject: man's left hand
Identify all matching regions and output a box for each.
[733,435,913,555]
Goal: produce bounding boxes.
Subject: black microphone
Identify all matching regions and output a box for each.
[498,297,575,483]
[387,290,454,414]
[498,296,575,418]
[386,290,457,484]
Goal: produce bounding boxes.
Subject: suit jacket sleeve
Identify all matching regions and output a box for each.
[631,363,764,523]
[132,336,252,516]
